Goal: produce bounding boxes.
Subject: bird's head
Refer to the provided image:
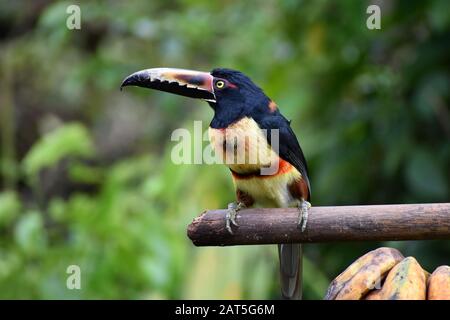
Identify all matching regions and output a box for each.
[121,67,271,127]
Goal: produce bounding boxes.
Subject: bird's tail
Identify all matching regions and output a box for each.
[278,243,302,299]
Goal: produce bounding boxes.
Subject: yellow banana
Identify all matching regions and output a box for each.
[376,257,427,300]
[428,266,450,300]
[364,288,382,300]
[324,247,404,300]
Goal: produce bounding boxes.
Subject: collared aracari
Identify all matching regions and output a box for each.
[121,68,311,300]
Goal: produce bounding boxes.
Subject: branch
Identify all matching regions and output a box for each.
[187,203,450,246]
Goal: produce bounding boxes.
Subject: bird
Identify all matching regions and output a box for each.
[121,67,311,299]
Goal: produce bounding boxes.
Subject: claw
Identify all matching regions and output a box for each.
[297,200,311,232]
[226,202,245,234]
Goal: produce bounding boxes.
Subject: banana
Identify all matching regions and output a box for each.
[364,288,383,300]
[324,247,404,300]
[427,266,450,300]
[375,257,427,300]
[324,250,377,300]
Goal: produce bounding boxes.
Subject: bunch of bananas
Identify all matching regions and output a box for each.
[324,247,450,300]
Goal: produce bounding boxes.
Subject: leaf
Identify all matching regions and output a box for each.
[22,123,94,178]
[0,191,21,227]
[14,211,47,255]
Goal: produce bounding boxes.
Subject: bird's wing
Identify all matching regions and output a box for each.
[259,114,311,197]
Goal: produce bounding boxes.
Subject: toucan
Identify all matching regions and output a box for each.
[121,68,311,300]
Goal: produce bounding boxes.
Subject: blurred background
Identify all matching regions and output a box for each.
[0,0,449,299]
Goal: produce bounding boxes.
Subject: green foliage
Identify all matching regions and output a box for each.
[0,0,449,299]
[0,191,21,227]
[22,123,94,178]
[14,211,47,255]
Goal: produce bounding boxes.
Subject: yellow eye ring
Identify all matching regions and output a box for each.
[215,80,225,89]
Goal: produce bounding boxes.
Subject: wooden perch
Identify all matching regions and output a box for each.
[187,203,450,246]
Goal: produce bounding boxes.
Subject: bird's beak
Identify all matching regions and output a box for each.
[120,68,216,103]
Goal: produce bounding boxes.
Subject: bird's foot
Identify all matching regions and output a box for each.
[297,199,311,232]
[226,202,245,234]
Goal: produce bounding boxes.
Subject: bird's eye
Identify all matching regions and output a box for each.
[215,80,225,89]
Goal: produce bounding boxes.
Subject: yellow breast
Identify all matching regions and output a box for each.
[208,117,279,174]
